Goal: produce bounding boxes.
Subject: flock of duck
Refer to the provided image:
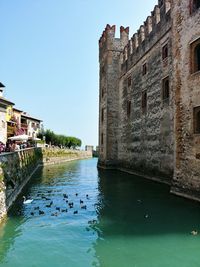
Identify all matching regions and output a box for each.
[23,190,198,235]
[23,192,91,218]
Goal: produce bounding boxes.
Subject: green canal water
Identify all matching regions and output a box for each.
[0,158,200,267]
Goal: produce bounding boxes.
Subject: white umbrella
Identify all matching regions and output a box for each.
[8,134,29,141]
[31,137,41,141]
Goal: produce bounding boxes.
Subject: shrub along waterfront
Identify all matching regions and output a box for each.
[38,129,82,148]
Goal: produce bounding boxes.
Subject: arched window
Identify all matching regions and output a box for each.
[194,107,200,134]
[191,39,200,73]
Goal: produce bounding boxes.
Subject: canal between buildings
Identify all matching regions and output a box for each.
[0,158,200,267]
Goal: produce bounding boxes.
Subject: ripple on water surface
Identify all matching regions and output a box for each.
[0,158,200,267]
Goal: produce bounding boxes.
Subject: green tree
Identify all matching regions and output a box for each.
[38,129,82,148]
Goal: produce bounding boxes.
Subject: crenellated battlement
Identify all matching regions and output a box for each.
[99,24,116,48]
[99,24,129,61]
[99,24,129,47]
[121,0,171,73]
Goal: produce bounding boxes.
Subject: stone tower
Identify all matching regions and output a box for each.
[98,25,129,167]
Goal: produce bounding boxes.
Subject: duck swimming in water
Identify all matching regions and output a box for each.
[23,196,33,204]
[191,230,198,235]
[39,210,45,215]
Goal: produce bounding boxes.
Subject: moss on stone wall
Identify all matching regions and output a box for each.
[42,148,79,158]
[0,148,43,201]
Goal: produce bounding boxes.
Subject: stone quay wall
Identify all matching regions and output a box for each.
[0,148,92,222]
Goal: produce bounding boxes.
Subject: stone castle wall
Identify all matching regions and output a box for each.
[98,0,200,201]
[171,0,200,200]
[118,3,173,182]
[99,0,174,183]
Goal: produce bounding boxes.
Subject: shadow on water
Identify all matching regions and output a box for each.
[91,169,200,267]
[96,168,200,236]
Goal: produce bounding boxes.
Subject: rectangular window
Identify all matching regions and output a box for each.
[101,133,104,145]
[162,77,170,104]
[142,91,147,113]
[101,108,104,123]
[191,38,200,73]
[142,63,147,75]
[190,0,200,13]
[194,106,200,134]
[162,43,168,60]
[127,100,131,118]
[101,88,104,98]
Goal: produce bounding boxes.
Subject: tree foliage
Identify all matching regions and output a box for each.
[38,129,82,148]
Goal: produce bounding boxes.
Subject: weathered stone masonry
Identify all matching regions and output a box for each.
[98,0,200,201]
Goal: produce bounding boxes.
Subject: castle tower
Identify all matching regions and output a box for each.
[171,0,200,200]
[98,25,129,167]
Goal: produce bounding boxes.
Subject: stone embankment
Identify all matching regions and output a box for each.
[0,147,92,222]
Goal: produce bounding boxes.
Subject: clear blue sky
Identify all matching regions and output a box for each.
[0,0,157,148]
